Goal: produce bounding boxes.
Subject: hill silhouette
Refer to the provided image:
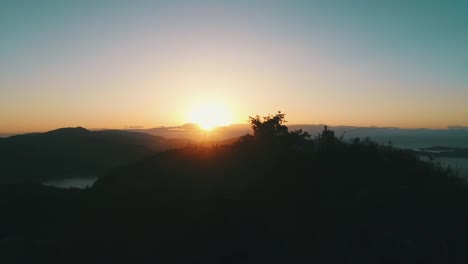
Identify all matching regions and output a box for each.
[130,123,468,148]
[1,113,468,263]
[0,127,190,183]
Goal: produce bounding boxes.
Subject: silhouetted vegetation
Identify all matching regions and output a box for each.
[2,112,468,263]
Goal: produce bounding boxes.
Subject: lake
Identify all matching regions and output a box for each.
[420,157,468,178]
[42,177,98,189]
[437,157,468,178]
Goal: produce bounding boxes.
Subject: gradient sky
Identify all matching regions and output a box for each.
[1,0,467,133]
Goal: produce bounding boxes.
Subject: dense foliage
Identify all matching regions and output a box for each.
[1,112,468,263]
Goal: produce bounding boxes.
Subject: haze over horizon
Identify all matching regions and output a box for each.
[1,0,467,133]
[2,121,468,138]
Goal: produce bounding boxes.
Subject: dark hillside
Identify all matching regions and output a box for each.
[0,128,189,183]
[1,113,468,263]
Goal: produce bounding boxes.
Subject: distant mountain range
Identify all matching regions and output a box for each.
[0,127,190,184]
[4,124,468,149]
[127,124,468,149]
[2,124,468,184]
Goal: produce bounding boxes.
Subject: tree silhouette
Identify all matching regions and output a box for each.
[315,125,339,145]
[246,111,311,145]
[249,111,289,140]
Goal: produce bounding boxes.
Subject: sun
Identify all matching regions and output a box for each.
[188,102,233,130]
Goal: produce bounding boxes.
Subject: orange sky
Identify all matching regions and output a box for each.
[1,1,467,133]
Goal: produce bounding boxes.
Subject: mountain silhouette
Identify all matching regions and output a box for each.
[0,127,190,183]
[2,114,468,263]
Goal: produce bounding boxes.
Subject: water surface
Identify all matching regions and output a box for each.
[42,177,97,189]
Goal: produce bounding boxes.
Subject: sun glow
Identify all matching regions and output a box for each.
[188,102,233,130]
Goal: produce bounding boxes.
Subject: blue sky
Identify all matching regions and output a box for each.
[1,0,467,132]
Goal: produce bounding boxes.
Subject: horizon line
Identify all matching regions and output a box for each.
[2,123,468,137]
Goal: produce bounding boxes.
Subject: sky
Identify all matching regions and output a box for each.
[1,0,467,133]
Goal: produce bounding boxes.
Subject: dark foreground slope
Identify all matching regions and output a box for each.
[1,124,468,263]
[0,127,189,183]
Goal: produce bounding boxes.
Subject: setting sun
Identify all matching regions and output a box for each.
[187,102,233,130]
